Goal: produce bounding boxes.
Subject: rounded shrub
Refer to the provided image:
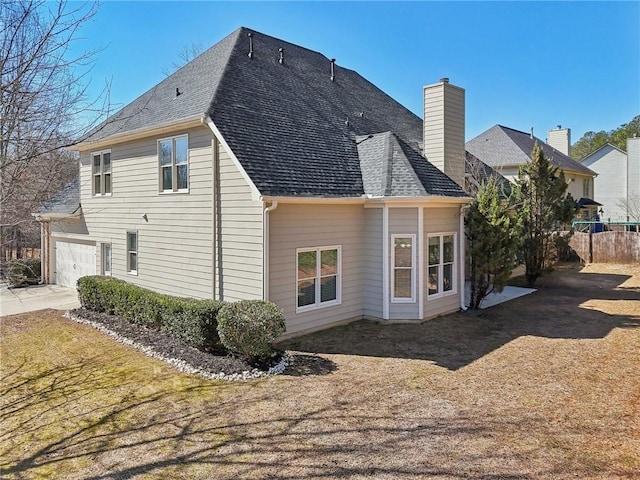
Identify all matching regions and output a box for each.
[217,300,286,361]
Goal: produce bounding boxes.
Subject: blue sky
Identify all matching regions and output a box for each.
[74,1,639,142]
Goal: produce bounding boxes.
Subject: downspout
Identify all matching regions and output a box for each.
[211,136,218,300]
[382,205,390,320]
[459,204,470,311]
[262,200,278,300]
[418,206,424,319]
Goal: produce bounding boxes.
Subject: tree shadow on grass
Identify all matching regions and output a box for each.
[1,358,630,479]
[277,266,640,370]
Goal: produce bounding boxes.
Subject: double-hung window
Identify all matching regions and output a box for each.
[427,234,456,298]
[92,151,111,195]
[392,235,415,302]
[159,135,188,192]
[126,232,138,275]
[582,178,591,198]
[297,246,341,312]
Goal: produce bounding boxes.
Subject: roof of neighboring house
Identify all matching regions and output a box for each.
[34,176,80,217]
[580,142,627,161]
[356,132,466,197]
[464,151,512,199]
[466,125,596,176]
[576,197,602,209]
[85,27,466,199]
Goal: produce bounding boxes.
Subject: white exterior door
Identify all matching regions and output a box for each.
[55,241,96,288]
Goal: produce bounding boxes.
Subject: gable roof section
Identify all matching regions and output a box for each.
[357,132,466,197]
[34,176,80,218]
[466,125,595,176]
[580,142,627,162]
[84,29,240,142]
[85,27,466,199]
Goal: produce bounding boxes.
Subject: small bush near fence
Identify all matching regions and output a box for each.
[77,276,224,352]
[7,258,41,287]
[218,300,286,362]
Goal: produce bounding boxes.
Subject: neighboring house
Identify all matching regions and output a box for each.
[34,27,473,338]
[465,125,599,219]
[579,138,640,222]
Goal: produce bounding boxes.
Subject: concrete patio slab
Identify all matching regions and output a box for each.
[464,283,536,309]
[0,284,80,316]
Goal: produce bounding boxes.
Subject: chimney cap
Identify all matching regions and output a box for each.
[439,77,450,84]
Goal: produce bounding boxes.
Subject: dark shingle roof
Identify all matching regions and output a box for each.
[466,125,596,176]
[35,176,80,216]
[87,27,466,199]
[357,132,467,197]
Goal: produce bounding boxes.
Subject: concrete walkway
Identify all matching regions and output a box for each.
[0,284,80,316]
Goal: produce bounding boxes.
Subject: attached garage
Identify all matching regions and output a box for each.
[54,240,96,288]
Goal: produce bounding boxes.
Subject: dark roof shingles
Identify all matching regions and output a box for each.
[36,176,80,216]
[89,27,465,199]
[466,125,595,176]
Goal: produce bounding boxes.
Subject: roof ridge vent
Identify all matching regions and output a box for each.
[248,32,254,59]
[278,47,284,65]
[330,58,336,82]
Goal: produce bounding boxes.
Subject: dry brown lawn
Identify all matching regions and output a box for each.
[1,263,639,479]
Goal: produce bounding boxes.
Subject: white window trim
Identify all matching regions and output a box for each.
[295,245,342,313]
[391,234,416,303]
[126,231,138,276]
[158,134,189,193]
[102,242,112,276]
[426,232,457,300]
[91,150,112,197]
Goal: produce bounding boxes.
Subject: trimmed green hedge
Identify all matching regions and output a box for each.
[77,276,224,351]
[217,300,286,361]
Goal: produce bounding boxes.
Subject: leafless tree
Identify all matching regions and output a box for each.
[0,0,111,269]
[161,41,204,76]
[616,193,640,223]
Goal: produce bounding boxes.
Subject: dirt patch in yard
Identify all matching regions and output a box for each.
[1,263,639,479]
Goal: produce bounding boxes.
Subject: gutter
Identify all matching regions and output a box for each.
[262,200,278,301]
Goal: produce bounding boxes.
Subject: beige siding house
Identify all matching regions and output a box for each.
[36,28,472,338]
[466,125,598,218]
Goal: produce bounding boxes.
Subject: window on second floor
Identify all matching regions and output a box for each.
[159,135,188,193]
[583,178,592,198]
[92,151,111,196]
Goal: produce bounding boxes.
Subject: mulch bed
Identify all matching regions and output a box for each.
[68,308,283,378]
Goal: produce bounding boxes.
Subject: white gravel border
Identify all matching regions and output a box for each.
[64,310,289,382]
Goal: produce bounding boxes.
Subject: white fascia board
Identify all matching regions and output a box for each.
[365,195,473,206]
[72,115,207,152]
[260,196,366,205]
[205,117,262,202]
[261,195,472,206]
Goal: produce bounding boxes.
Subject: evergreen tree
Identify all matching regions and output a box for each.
[465,177,520,310]
[512,143,575,287]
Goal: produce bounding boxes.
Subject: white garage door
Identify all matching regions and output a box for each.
[55,241,97,288]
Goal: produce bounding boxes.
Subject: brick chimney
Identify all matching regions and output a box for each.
[548,125,571,156]
[423,78,465,188]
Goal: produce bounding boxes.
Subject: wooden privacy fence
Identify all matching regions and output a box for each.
[570,231,640,264]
